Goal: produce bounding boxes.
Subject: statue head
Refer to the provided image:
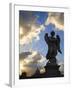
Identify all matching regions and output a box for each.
[51,31,55,37]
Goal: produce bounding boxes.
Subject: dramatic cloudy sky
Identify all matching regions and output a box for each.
[19,11,64,60]
[19,51,48,76]
[19,11,64,76]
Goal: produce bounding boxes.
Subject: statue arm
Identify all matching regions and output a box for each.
[44,33,49,44]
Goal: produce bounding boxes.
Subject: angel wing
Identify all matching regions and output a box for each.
[56,35,62,54]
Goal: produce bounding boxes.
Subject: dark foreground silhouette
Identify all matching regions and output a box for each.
[19,63,63,79]
[19,31,64,79]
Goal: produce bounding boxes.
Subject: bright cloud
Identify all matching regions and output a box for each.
[20,24,45,45]
[45,12,64,30]
[19,51,48,76]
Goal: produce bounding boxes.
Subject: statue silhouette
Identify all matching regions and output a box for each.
[44,31,62,64]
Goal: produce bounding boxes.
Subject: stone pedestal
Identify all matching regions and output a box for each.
[44,63,63,77]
